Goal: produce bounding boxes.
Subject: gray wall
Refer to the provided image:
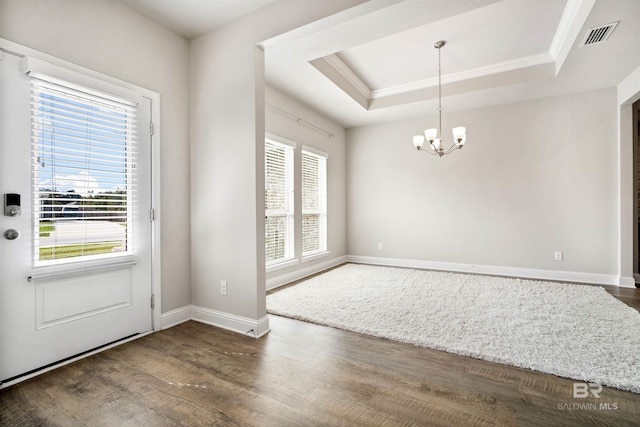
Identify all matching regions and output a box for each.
[347,88,618,278]
[189,1,362,322]
[0,0,191,312]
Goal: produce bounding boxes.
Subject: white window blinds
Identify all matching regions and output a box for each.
[265,139,294,265]
[31,78,138,264]
[302,149,327,256]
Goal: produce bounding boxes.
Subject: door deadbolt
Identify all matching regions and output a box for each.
[4,229,19,240]
[4,193,21,217]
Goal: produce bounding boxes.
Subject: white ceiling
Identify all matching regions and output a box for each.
[123,0,640,128]
[123,0,277,39]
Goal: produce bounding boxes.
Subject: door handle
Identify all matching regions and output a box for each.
[4,229,19,240]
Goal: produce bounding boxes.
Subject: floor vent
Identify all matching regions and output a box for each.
[580,22,619,47]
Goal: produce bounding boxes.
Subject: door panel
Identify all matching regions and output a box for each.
[35,268,133,329]
[0,51,153,383]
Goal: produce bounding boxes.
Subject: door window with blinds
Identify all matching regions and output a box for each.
[265,139,294,266]
[30,77,138,265]
[302,149,327,256]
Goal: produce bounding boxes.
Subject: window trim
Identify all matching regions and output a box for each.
[265,258,299,273]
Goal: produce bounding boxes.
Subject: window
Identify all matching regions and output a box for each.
[302,149,327,256]
[265,139,294,265]
[31,78,138,264]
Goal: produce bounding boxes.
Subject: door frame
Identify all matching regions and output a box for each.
[619,66,640,287]
[0,38,162,370]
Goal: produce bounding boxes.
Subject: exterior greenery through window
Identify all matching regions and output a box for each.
[31,79,137,264]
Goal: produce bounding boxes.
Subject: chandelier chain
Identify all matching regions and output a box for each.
[438,42,442,139]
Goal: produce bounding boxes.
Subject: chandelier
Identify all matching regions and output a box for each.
[412,41,466,157]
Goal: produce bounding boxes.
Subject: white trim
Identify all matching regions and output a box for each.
[165,305,271,338]
[346,255,624,287]
[164,304,275,335]
[619,276,636,289]
[150,94,162,332]
[191,306,271,338]
[302,250,331,263]
[266,257,299,273]
[267,255,347,290]
[161,306,192,329]
[0,38,158,100]
[320,54,372,100]
[301,145,328,159]
[617,66,640,291]
[28,258,137,282]
[618,64,640,106]
[370,53,553,99]
[549,0,596,74]
[23,56,143,105]
[265,132,297,148]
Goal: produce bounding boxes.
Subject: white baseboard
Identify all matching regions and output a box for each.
[161,305,270,338]
[346,255,624,286]
[266,255,347,290]
[620,276,637,288]
[161,306,192,329]
[191,305,271,338]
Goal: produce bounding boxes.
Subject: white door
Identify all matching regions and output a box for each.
[0,50,153,383]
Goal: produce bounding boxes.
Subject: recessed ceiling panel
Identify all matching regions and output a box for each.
[337,0,567,91]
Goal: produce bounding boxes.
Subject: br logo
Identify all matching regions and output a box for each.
[573,383,602,398]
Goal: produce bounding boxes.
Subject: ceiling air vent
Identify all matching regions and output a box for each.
[580,22,619,47]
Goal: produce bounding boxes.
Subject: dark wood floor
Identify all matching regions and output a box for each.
[1,286,639,426]
[603,284,640,310]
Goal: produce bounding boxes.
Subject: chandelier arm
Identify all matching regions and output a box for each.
[419,147,439,156]
[443,143,461,155]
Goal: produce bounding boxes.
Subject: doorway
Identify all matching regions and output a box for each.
[634,98,640,285]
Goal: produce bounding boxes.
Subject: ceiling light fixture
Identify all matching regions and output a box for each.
[412,40,466,157]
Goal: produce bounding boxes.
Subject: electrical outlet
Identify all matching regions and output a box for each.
[378,242,383,250]
[220,280,227,295]
[554,251,563,261]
